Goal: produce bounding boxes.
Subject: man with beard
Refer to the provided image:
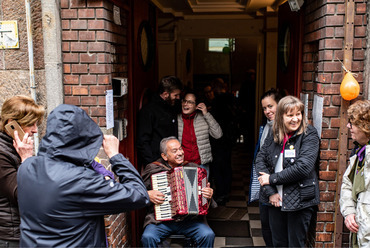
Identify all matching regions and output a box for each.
[141,137,215,247]
[137,76,182,166]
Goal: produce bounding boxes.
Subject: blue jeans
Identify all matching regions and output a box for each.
[141,220,215,247]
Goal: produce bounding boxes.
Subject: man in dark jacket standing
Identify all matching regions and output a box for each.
[137,76,182,166]
[17,104,149,247]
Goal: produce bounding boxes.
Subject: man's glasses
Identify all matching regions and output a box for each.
[182,99,196,105]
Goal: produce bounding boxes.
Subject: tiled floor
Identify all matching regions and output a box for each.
[208,143,266,247]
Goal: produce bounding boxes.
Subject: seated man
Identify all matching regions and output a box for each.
[141,136,215,247]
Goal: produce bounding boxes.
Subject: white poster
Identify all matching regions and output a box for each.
[106,90,114,130]
[313,95,324,137]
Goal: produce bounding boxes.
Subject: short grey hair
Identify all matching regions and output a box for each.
[160,136,179,155]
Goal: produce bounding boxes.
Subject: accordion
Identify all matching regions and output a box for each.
[151,166,208,221]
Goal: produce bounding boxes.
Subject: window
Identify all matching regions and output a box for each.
[208,38,235,53]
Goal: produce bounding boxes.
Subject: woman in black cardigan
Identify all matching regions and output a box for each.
[256,95,320,247]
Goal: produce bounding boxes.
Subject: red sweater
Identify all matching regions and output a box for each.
[181,112,201,165]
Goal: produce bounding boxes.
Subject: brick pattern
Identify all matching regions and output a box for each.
[61,0,128,127]
[61,0,129,247]
[302,1,367,247]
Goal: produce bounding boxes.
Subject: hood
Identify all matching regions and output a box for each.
[38,104,103,165]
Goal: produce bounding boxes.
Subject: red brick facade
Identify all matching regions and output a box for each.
[302,0,367,247]
[61,0,129,246]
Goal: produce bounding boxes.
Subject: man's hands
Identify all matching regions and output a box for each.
[149,182,213,205]
[202,182,213,199]
[103,135,119,158]
[13,131,34,162]
[148,190,165,205]
[345,214,359,233]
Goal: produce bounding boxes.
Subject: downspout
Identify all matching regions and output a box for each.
[25,0,39,152]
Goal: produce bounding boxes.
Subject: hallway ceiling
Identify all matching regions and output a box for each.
[151,0,287,19]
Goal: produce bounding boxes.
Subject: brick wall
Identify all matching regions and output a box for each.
[302,0,367,247]
[61,0,129,246]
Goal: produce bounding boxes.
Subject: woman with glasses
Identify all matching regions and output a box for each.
[340,100,370,248]
[256,96,320,247]
[177,91,222,178]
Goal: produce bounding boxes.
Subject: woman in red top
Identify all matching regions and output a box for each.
[177,92,222,178]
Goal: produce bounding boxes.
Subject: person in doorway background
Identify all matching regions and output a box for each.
[178,91,222,177]
[248,89,282,247]
[256,96,320,247]
[340,100,370,248]
[137,76,183,166]
[0,95,45,247]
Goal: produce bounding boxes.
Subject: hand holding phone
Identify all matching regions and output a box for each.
[5,121,25,141]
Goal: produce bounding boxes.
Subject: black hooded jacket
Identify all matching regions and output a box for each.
[17,104,149,247]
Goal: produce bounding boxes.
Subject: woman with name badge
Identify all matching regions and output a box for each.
[255,96,320,247]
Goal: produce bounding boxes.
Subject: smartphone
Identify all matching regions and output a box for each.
[5,121,25,141]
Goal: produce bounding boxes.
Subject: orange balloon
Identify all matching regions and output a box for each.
[340,72,360,101]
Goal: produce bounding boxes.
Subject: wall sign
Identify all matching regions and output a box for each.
[0,21,19,49]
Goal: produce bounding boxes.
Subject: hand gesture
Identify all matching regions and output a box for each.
[148,190,165,205]
[196,103,208,115]
[13,131,34,162]
[201,182,213,199]
[269,193,281,207]
[258,172,270,186]
[102,135,119,158]
[345,214,359,233]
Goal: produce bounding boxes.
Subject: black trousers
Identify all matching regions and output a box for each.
[268,206,314,247]
[259,202,273,247]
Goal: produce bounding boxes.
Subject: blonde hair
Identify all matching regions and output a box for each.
[273,96,307,143]
[348,100,370,138]
[0,95,45,132]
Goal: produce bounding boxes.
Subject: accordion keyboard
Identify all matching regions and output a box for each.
[151,171,173,221]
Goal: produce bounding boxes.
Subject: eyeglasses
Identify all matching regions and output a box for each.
[348,119,352,129]
[182,99,196,105]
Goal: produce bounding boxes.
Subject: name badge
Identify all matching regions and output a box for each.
[284,149,295,158]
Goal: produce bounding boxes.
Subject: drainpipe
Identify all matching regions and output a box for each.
[25,0,39,152]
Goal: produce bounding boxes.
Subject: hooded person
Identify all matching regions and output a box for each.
[17,104,149,247]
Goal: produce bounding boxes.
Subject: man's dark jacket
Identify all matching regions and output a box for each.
[17,104,149,247]
[255,125,320,211]
[137,94,178,166]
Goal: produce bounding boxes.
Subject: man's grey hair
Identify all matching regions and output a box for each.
[160,136,179,155]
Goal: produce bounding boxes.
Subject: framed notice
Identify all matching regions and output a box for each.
[0,21,19,49]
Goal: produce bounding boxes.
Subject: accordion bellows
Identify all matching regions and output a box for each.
[151,166,208,221]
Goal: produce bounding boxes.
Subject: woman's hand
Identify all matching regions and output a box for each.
[258,172,270,186]
[345,214,359,233]
[148,190,165,205]
[201,182,213,199]
[269,193,281,207]
[196,103,208,115]
[13,131,34,162]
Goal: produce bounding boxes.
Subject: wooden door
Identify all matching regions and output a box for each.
[276,2,304,96]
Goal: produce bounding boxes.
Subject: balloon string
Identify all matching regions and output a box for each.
[337,58,358,77]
